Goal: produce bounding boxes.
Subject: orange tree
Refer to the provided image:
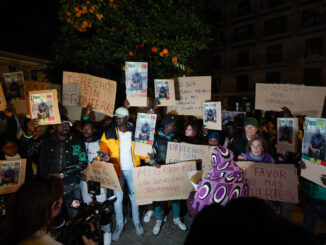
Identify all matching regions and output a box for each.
[50,0,213,88]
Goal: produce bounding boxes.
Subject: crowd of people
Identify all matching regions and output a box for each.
[0,98,325,245]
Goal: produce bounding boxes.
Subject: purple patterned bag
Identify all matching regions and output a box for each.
[188,146,249,217]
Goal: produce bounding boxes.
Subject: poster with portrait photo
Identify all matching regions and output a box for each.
[222,111,246,125]
[277,118,298,153]
[0,159,26,195]
[134,113,157,157]
[28,89,61,125]
[302,117,326,166]
[154,79,176,106]
[0,82,7,111]
[203,102,222,130]
[2,71,25,101]
[125,62,148,107]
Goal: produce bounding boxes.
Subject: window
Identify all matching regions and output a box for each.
[268,0,283,7]
[305,37,323,57]
[301,7,326,28]
[236,75,249,91]
[238,0,251,17]
[31,69,38,81]
[212,77,221,93]
[266,71,281,83]
[266,44,282,63]
[304,68,322,86]
[237,50,250,66]
[9,66,16,72]
[264,16,287,36]
[234,24,254,42]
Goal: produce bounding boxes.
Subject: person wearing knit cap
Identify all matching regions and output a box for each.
[230,117,259,160]
[208,131,220,146]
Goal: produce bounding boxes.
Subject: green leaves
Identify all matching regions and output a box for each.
[51,0,213,85]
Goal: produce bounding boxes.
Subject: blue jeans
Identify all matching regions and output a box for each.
[154,201,180,221]
[113,169,140,227]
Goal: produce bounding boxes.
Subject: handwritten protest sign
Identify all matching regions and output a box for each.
[0,83,7,110]
[83,160,122,192]
[62,72,117,116]
[301,159,326,187]
[134,113,157,156]
[0,159,26,195]
[133,161,196,205]
[277,118,298,153]
[166,142,214,176]
[154,79,176,106]
[236,161,298,203]
[125,62,148,107]
[203,102,222,130]
[255,83,326,117]
[168,76,211,116]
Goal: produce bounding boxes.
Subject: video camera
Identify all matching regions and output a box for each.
[58,181,116,245]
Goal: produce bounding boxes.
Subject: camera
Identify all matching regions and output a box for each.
[58,181,116,245]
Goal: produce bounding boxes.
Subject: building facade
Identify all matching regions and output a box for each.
[209,0,326,112]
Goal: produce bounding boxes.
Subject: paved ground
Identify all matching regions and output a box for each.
[111,203,326,245]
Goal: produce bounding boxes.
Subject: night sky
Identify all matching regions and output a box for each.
[2,1,59,59]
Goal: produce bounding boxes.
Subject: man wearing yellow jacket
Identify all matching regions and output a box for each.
[99,107,147,241]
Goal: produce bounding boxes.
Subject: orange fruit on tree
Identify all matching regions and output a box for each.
[163,48,168,54]
[152,47,157,53]
[129,51,133,56]
[66,11,71,16]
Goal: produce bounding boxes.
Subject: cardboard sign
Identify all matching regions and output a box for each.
[236,161,299,203]
[166,142,214,176]
[301,159,326,187]
[302,117,326,166]
[125,62,148,107]
[255,83,326,117]
[0,159,26,195]
[134,113,157,157]
[203,102,222,130]
[28,90,61,125]
[83,160,122,192]
[168,76,211,116]
[277,118,298,153]
[154,79,176,106]
[0,83,7,110]
[62,72,117,116]
[2,71,25,101]
[132,161,196,205]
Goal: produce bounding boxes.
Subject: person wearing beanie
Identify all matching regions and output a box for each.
[148,115,188,235]
[208,131,220,146]
[230,117,259,160]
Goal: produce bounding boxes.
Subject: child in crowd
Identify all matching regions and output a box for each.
[0,137,21,160]
[238,137,275,163]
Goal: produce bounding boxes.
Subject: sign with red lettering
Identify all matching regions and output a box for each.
[132,161,197,205]
[62,72,117,116]
[83,160,122,192]
[236,161,299,203]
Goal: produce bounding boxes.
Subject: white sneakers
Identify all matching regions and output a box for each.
[143,210,154,223]
[173,217,187,231]
[153,220,162,235]
[103,232,111,245]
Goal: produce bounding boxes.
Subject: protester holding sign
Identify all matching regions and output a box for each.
[99,107,149,241]
[149,115,187,235]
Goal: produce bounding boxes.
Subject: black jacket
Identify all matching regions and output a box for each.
[38,133,88,179]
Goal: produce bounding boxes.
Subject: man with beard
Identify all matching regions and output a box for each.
[308,128,326,160]
[38,116,88,220]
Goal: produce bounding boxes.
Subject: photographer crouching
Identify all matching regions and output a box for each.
[1,176,96,245]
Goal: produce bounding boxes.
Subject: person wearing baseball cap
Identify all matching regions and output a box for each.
[99,106,148,241]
